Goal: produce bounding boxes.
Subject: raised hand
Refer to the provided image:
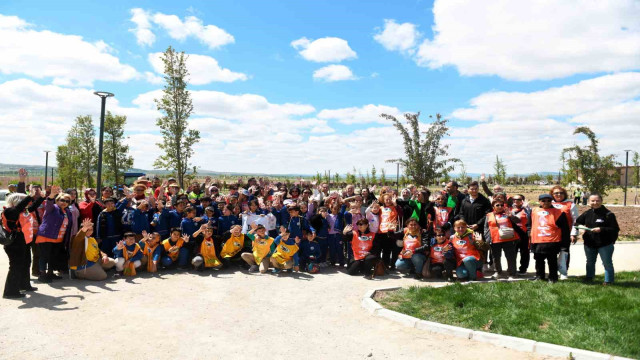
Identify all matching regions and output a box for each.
[142,230,149,239]
[343,224,353,235]
[50,185,61,198]
[18,168,27,181]
[116,240,125,250]
[250,222,258,231]
[480,173,486,182]
[81,218,93,232]
[182,234,190,243]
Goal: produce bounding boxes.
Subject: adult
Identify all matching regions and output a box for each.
[69,219,116,280]
[510,194,531,274]
[100,186,114,203]
[480,173,506,202]
[378,193,402,269]
[1,188,40,298]
[573,194,619,285]
[343,219,381,276]
[457,181,492,232]
[530,194,570,282]
[550,185,578,280]
[35,186,73,283]
[483,199,524,279]
[398,190,436,237]
[79,188,103,224]
[65,188,80,238]
[393,218,429,279]
[444,181,466,216]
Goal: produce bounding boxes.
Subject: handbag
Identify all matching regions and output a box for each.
[498,227,515,239]
[0,225,15,246]
[372,259,387,278]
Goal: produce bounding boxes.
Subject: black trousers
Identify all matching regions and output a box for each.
[534,252,559,281]
[430,259,455,278]
[347,255,378,276]
[491,240,517,276]
[379,233,401,268]
[517,236,530,272]
[3,237,31,296]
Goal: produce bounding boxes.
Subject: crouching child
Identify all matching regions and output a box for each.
[241,224,274,273]
[113,232,143,276]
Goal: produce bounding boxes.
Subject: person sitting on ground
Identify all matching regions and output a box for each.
[270,227,300,274]
[425,230,456,281]
[113,232,143,276]
[393,218,429,279]
[70,218,116,281]
[139,231,162,273]
[241,224,274,273]
[299,230,322,273]
[450,220,486,281]
[343,219,381,277]
[191,224,223,271]
[218,225,251,268]
[161,228,190,269]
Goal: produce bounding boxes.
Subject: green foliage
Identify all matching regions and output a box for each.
[56,115,96,188]
[153,46,200,189]
[333,172,340,184]
[380,168,387,186]
[457,162,471,186]
[493,155,507,185]
[103,112,134,185]
[370,165,377,185]
[562,126,619,195]
[632,151,639,188]
[379,272,640,359]
[527,173,542,184]
[383,112,460,187]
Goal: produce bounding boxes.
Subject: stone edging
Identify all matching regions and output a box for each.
[362,287,634,360]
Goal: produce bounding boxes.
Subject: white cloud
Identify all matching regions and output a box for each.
[373,19,421,55]
[313,65,357,82]
[148,52,247,85]
[129,8,155,46]
[143,71,164,85]
[152,12,234,49]
[376,1,640,81]
[0,14,138,86]
[291,37,357,63]
[448,72,640,173]
[318,104,404,125]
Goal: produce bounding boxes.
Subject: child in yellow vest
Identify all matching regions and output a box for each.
[270,228,300,273]
[191,224,223,271]
[241,224,274,273]
[139,231,162,273]
[114,232,143,276]
[219,225,251,268]
[161,228,190,268]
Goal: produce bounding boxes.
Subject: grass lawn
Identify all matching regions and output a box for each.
[378,271,640,359]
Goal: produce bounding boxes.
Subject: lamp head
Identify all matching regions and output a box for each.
[93,91,114,98]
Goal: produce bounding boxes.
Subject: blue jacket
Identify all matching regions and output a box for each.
[168,209,184,229]
[96,199,128,240]
[151,209,171,237]
[131,208,151,234]
[37,198,73,241]
[217,215,241,235]
[300,239,321,260]
[286,215,313,240]
[180,217,199,240]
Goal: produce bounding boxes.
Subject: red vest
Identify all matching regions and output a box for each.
[531,207,562,244]
[487,212,518,244]
[552,201,573,227]
[400,230,421,259]
[379,206,398,233]
[451,233,481,267]
[351,232,375,261]
[432,206,452,232]
[430,239,451,264]
[511,207,529,233]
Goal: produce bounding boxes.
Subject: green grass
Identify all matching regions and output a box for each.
[378,271,640,358]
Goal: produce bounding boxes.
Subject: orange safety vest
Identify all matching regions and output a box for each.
[200,238,222,268]
[379,206,398,233]
[430,239,451,264]
[122,243,141,276]
[400,229,422,259]
[433,206,452,231]
[487,212,519,244]
[162,238,184,261]
[511,207,529,233]
[141,241,160,272]
[18,211,38,244]
[552,201,573,227]
[351,232,375,261]
[531,207,563,244]
[451,232,481,267]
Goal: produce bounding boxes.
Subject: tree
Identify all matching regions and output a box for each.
[103,112,134,186]
[632,151,639,204]
[370,165,377,185]
[457,162,471,186]
[561,126,619,195]
[56,144,82,189]
[380,168,387,186]
[333,172,340,184]
[383,112,459,187]
[493,155,507,185]
[74,115,97,187]
[154,46,200,188]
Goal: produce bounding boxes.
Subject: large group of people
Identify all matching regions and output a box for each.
[1,169,621,299]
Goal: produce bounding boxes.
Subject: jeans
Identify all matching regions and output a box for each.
[557,250,570,276]
[161,248,190,267]
[395,253,427,273]
[456,256,481,280]
[585,244,615,283]
[328,233,344,265]
[317,236,328,263]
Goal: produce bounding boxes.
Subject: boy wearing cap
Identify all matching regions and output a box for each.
[113,232,143,276]
[191,224,222,271]
[241,224,274,273]
[96,196,129,258]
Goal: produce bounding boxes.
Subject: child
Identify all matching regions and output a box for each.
[219,225,251,268]
[326,203,345,267]
[309,207,329,266]
[181,206,201,255]
[427,230,456,282]
[161,228,190,268]
[218,204,241,235]
[241,224,274,273]
[139,231,162,273]
[450,220,485,281]
[150,200,170,239]
[270,228,301,273]
[113,232,143,276]
[191,224,222,271]
[299,231,322,273]
[202,206,219,233]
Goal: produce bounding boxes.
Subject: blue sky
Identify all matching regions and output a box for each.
[1,0,639,176]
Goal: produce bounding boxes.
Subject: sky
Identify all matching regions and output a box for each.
[1,0,639,176]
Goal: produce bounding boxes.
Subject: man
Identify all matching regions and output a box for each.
[456,181,491,232]
[445,181,467,216]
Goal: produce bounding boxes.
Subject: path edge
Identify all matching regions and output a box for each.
[362,287,635,360]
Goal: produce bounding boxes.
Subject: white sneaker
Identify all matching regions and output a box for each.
[559,274,568,280]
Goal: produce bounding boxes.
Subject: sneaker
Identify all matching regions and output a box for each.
[517,270,527,275]
[559,274,568,280]
[48,273,63,280]
[491,272,500,279]
[271,268,280,274]
[414,273,423,280]
[248,265,259,273]
[531,276,545,281]
[447,277,456,283]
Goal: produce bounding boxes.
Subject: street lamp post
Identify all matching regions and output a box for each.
[93,91,114,195]
[624,150,631,206]
[44,150,51,188]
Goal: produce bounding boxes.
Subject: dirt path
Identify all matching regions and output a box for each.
[1,243,638,360]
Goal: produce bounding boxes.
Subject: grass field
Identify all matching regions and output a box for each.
[378,271,640,359]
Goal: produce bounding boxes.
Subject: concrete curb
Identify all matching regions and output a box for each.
[363,287,633,360]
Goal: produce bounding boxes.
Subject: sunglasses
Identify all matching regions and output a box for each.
[57,199,71,204]
[436,234,445,237]
[552,192,564,195]
[494,204,504,207]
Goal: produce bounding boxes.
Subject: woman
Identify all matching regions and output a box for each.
[549,185,578,280]
[35,186,73,283]
[65,188,80,238]
[100,186,114,203]
[1,188,40,298]
[530,194,570,283]
[393,218,429,279]
[378,193,401,269]
[573,194,619,285]
[79,188,103,224]
[483,199,523,279]
[343,219,381,276]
